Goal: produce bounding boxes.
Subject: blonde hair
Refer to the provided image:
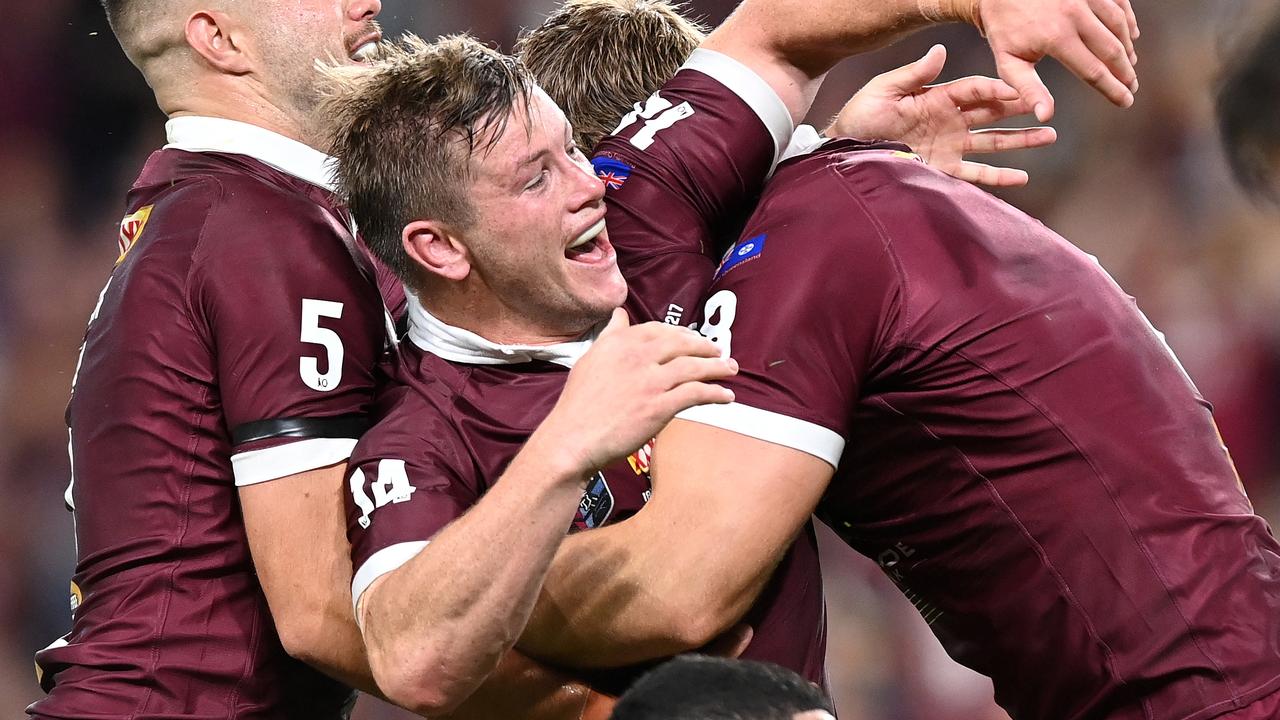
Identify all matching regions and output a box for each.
[323,34,533,288]
[517,0,706,152]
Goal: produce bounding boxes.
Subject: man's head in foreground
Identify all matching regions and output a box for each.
[327,35,626,343]
[610,655,835,720]
[516,0,707,153]
[1218,11,1280,206]
[100,0,384,141]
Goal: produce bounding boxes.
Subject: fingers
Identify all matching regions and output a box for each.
[879,44,948,94]
[964,126,1057,154]
[994,54,1055,122]
[954,160,1030,187]
[1053,29,1135,109]
[659,355,739,391]
[657,381,736,418]
[1093,0,1138,66]
[960,97,1035,126]
[1077,3,1138,94]
[940,75,1021,107]
[1117,0,1139,42]
[628,322,723,364]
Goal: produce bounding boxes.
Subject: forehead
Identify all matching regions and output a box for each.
[471,86,570,175]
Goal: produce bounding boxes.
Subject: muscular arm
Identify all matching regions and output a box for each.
[241,463,379,694]
[518,420,832,667]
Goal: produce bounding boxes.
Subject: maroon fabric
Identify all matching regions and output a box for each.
[347,343,827,685]
[594,66,772,327]
[693,139,1280,720]
[31,149,400,719]
[346,66,826,686]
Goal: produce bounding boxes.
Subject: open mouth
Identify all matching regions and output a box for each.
[565,219,609,263]
[350,41,380,62]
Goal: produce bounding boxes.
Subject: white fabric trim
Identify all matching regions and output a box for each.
[675,401,845,468]
[405,291,600,369]
[351,541,430,611]
[681,48,795,168]
[165,116,339,192]
[231,437,358,487]
[779,124,829,164]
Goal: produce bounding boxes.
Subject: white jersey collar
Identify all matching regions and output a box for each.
[405,291,599,369]
[165,116,339,192]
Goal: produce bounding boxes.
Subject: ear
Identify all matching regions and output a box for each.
[185,11,252,74]
[403,220,472,283]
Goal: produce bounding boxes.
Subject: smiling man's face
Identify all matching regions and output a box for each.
[458,86,627,338]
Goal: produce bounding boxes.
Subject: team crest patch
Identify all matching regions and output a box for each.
[714,234,765,280]
[573,471,615,530]
[117,205,154,264]
[592,156,633,190]
[627,438,655,476]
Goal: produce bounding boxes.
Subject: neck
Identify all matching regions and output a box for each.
[162,78,321,150]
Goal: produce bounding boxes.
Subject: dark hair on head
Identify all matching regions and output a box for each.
[610,655,834,720]
[1217,14,1280,205]
[516,0,706,153]
[323,33,533,290]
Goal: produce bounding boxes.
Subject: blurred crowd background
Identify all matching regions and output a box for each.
[3,0,1277,717]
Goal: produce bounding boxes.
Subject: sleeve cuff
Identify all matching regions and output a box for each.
[675,401,845,468]
[681,48,795,168]
[351,541,430,612]
[231,437,358,486]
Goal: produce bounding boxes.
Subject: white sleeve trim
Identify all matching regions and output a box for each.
[351,541,429,611]
[675,401,845,468]
[778,124,829,165]
[682,48,795,168]
[231,437,358,487]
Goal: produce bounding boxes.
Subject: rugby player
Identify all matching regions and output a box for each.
[514,27,1280,720]
[31,1,404,717]
[328,0,1145,714]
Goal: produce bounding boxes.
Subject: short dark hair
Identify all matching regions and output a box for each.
[1217,14,1280,205]
[610,655,834,720]
[324,34,533,290]
[516,0,705,153]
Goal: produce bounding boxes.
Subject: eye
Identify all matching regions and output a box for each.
[567,141,586,160]
[523,169,548,192]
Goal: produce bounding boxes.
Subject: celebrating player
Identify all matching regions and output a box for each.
[30,1,404,718]
[327,0,1145,714]
[515,34,1280,720]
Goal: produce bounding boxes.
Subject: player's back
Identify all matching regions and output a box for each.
[713,141,1280,719]
[30,148,380,719]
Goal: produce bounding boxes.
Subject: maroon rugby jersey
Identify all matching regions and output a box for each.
[31,118,402,720]
[678,139,1280,720]
[346,300,827,684]
[346,51,826,684]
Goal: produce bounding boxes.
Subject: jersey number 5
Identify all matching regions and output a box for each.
[300,299,344,392]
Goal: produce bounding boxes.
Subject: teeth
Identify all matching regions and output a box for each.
[568,219,606,249]
[351,42,379,61]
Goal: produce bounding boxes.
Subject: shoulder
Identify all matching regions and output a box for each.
[353,353,472,471]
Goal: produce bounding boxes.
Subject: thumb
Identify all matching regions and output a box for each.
[995,53,1054,122]
[598,307,630,339]
[876,44,947,95]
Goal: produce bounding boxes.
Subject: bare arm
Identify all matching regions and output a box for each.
[518,420,833,667]
[703,0,1139,127]
[357,312,738,714]
[240,463,379,695]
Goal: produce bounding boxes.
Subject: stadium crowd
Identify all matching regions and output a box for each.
[2,0,1277,717]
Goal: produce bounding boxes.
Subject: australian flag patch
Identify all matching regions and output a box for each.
[714,234,766,280]
[573,471,615,530]
[592,156,633,190]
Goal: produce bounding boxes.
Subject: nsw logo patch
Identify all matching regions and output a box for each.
[592,156,633,190]
[714,234,765,280]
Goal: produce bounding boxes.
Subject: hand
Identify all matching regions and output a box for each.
[538,308,737,475]
[958,0,1140,121]
[829,45,1057,187]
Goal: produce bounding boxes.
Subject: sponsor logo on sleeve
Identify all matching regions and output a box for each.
[117,205,154,264]
[713,233,766,281]
[592,156,633,190]
[573,472,615,530]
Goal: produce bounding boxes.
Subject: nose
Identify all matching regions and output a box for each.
[348,0,382,22]
[569,154,606,211]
